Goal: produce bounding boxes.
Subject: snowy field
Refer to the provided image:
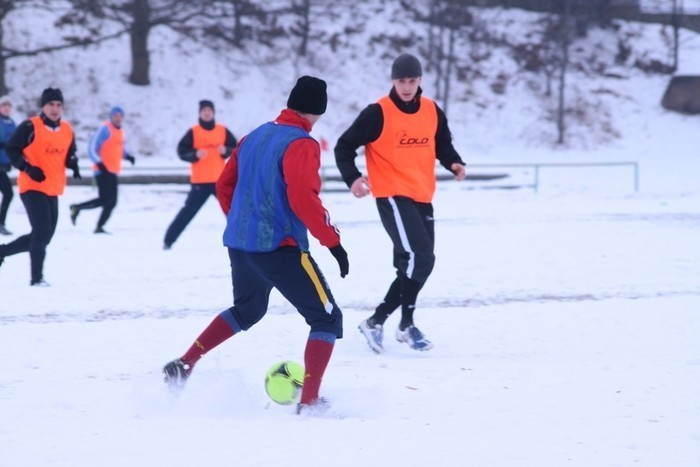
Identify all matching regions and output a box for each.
[0,155,698,466]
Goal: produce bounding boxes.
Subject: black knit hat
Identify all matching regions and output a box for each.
[40,87,64,106]
[287,76,327,115]
[391,53,422,79]
[199,100,215,112]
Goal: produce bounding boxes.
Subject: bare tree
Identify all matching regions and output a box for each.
[670,0,682,71]
[404,0,473,115]
[200,0,268,49]
[555,0,572,144]
[65,0,207,85]
[0,0,128,95]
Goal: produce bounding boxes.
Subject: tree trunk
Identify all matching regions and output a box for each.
[129,0,151,86]
[0,26,6,96]
[233,0,243,48]
[671,0,680,71]
[298,0,310,57]
[434,5,445,100]
[0,4,10,96]
[443,26,456,116]
[557,2,570,145]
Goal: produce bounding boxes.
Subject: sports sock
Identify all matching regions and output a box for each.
[399,276,424,330]
[299,333,335,405]
[181,311,237,366]
[370,277,402,325]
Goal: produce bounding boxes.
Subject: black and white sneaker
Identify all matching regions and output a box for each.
[163,358,192,391]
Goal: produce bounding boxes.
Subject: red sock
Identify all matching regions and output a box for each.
[300,338,334,405]
[181,315,235,366]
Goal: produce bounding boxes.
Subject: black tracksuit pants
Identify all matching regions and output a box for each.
[372,196,436,328]
[74,171,118,228]
[0,190,58,283]
[376,196,436,284]
[0,170,13,226]
[163,183,216,247]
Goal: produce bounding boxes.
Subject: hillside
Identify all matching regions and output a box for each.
[3,2,699,173]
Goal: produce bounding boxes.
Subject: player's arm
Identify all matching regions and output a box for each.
[334,104,383,188]
[285,138,340,248]
[216,139,242,215]
[177,129,199,162]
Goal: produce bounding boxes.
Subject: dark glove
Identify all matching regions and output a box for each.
[65,156,82,180]
[125,154,136,165]
[97,162,109,173]
[329,244,349,278]
[25,163,46,182]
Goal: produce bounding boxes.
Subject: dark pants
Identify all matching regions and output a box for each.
[75,171,118,228]
[0,190,58,282]
[0,170,13,226]
[163,183,216,246]
[372,196,435,328]
[376,196,435,284]
[221,247,343,338]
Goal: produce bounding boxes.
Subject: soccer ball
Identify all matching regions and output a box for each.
[265,361,305,405]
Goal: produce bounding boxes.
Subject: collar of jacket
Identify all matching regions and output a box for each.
[275,108,313,132]
[198,118,216,130]
[388,86,423,114]
[40,112,61,129]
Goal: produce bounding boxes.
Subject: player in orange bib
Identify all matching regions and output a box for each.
[0,88,81,286]
[69,105,135,233]
[163,100,237,249]
[335,54,466,352]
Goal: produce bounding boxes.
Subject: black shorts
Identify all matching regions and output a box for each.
[226,246,343,338]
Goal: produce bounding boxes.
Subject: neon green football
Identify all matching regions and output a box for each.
[265,361,305,405]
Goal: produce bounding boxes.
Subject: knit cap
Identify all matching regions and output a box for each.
[40,87,64,106]
[199,100,215,112]
[286,76,327,115]
[391,53,423,79]
[110,105,125,116]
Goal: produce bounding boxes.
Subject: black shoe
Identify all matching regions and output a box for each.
[69,205,79,225]
[163,358,192,391]
[163,243,172,250]
[30,279,50,287]
[0,224,11,235]
[94,226,110,234]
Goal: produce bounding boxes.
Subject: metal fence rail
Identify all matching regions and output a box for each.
[8,161,639,192]
[465,162,640,192]
[321,161,640,193]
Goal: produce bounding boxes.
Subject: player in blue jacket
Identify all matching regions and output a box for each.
[0,95,17,235]
[70,106,135,233]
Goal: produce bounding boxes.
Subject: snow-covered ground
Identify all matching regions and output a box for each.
[1,3,699,466]
[1,146,698,466]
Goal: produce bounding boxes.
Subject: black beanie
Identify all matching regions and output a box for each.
[40,87,64,106]
[199,100,215,112]
[286,76,327,115]
[391,53,422,79]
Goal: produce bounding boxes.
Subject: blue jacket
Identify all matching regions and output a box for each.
[223,122,313,252]
[0,115,17,170]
